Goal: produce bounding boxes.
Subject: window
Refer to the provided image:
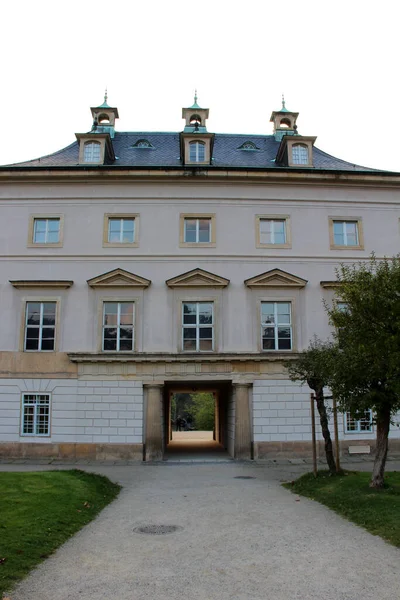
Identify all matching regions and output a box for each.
[102,302,134,351]
[292,144,309,165]
[261,302,292,351]
[184,218,211,243]
[260,218,286,245]
[345,410,373,433]
[182,302,213,352]
[21,394,51,436]
[132,139,153,148]
[180,214,216,246]
[333,221,359,246]
[24,302,56,351]
[103,214,139,247]
[33,218,60,244]
[83,141,101,163]
[256,215,291,248]
[238,141,259,151]
[189,141,205,162]
[108,217,135,244]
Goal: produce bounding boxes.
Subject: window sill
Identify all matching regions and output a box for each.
[330,245,364,251]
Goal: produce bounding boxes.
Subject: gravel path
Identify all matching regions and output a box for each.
[5,462,400,600]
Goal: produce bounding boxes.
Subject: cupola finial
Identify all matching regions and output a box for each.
[104,87,108,104]
[282,93,286,110]
[194,89,198,105]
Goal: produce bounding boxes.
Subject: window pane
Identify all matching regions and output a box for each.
[278,338,291,350]
[183,327,196,339]
[198,219,211,243]
[198,144,205,161]
[183,339,196,351]
[34,219,46,232]
[183,303,196,324]
[103,336,117,351]
[120,304,134,325]
[346,222,358,245]
[41,338,55,351]
[27,303,41,324]
[199,339,213,351]
[184,219,197,243]
[333,221,345,245]
[199,327,213,339]
[262,337,275,350]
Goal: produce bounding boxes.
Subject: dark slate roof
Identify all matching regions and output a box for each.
[3,132,380,172]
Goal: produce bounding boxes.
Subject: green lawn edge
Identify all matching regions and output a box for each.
[283,470,400,547]
[0,470,121,596]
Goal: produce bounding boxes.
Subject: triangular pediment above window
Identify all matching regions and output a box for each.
[166,268,230,288]
[244,269,307,289]
[87,268,151,288]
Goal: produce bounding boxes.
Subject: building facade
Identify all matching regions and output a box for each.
[1,94,400,461]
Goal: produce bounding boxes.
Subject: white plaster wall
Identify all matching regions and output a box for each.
[1,180,400,354]
[253,380,400,443]
[0,378,144,444]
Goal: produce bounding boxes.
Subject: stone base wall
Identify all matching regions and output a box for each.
[255,438,400,459]
[0,442,143,461]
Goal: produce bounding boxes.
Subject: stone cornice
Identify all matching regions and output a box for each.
[68,352,299,363]
[245,269,307,289]
[1,168,400,188]
[166,268,229,288]
[10,280,73,289]
[87,268,151,289]
[320,280,343,288]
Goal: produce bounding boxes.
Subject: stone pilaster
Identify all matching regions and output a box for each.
[144,383,164,461]
[233,382,252,459]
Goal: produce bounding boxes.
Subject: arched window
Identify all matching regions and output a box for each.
[98,113,110,124]
[280,118,291,129]
[189,141,205,162]
[292,143,309,165]
[84,141,101,163]
[238,141,259,151]
[189,114,202,126]
[133,139,153,148]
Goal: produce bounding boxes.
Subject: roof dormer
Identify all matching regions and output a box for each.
[75,92,117,165]
[180,93,214,166]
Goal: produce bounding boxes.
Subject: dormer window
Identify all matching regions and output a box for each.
[84,141,101,163]
[189,141,205,162]
[292,143,309,165]
[238,141,259,151]
[133,139,153,148]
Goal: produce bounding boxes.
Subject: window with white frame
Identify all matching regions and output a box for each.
[102,302,134,351]
[259,218,287,245]
[182,302,214,351]
[261,302,292,350]
[184,218,211,243]
[24,302,56,351]
[33,218,60,244]
[333,220,359,246]
[21,394,50,436]
[108,217,135,244]
[189,141,205,162]
[345,409,373,433]
[83,141,101,163]
[292,143,309,165]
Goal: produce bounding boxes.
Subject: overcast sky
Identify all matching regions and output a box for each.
[1,0,398,171]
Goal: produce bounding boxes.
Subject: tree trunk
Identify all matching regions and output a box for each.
[370,404,391,489]
[315,389,337,475]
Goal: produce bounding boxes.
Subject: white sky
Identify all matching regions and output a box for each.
[1,0,399,171]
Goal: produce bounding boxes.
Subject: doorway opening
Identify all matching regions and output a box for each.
[163,382,233,460]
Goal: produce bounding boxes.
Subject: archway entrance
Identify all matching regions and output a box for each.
[163,382,233,460]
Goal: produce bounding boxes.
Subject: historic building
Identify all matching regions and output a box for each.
[1,93,400,461]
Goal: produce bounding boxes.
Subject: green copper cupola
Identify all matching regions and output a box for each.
[270,95,299,141]
[182,91,209,133]
[90,90,119,139]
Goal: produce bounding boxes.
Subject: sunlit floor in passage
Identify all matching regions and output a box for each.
[165,431,231,460]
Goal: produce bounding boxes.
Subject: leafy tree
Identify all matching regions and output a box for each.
[327,255,400,488]
[286,338,338,475]
[191,393,215,430]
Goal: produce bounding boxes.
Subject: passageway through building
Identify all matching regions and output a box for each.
[163,382,234,461]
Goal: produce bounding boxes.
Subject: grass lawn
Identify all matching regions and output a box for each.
[284,471,400,547]
[0,470,121,596]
